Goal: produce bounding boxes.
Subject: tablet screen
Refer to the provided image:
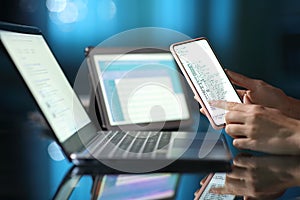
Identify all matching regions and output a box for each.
[98,173,179,199]
[92,52,190,127]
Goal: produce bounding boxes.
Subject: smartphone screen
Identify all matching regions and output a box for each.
[171,38,241,128]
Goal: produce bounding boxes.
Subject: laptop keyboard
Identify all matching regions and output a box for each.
[87,131,172,159]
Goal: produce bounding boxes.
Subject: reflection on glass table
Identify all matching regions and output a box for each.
[194,154,300,200]
[97,174,178,199]
[53,166,199,200]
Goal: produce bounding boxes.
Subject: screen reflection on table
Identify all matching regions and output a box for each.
[53,166,203,200]
[194,154,300,200]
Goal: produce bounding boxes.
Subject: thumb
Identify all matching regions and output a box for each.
[200,108,207,116]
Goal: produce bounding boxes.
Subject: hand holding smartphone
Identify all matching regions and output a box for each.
[170,38,241,129]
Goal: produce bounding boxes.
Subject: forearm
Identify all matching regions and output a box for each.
[286,96,300,120]
[286,118,300,155]
[289,163,300,187]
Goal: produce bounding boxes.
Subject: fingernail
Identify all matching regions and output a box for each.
[233,139,239,147]
[233,157,239,165]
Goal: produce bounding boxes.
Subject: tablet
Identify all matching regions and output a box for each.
[86,47,193,131]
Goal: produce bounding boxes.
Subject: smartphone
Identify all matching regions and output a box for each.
[170,38,241,129]
[195,173,236,200]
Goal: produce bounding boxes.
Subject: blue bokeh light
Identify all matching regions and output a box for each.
[46,0,236,73]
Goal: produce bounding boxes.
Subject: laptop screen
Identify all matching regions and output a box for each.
[0,30,91,142]
[92,53,190,126]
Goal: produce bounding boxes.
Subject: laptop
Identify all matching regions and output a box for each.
[0,21,232,173]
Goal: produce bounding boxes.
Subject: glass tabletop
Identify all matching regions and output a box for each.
[1,115,300,200]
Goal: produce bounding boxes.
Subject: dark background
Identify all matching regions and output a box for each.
[2,0,300,121]
[2,0,300,95]
[1,0,300,199]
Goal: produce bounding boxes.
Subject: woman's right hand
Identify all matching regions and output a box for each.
[225,70,300,119]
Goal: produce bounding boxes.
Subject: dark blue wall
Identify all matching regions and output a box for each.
[1,0,300,97]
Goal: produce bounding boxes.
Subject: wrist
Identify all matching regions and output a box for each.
[286,119,300,155]
[286,96,300,119]
[291,163,300,186]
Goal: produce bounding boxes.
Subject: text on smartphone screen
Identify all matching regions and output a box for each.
[174,39,241,126]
